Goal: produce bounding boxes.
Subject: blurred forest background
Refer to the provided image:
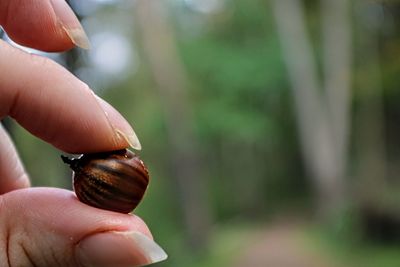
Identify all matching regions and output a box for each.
[2,0,400,266]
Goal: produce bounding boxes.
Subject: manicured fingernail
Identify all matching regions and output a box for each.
[95,95,142,150]
[50,0,91,49]
[77,231,168,267]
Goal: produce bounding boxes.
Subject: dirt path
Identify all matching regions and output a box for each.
[232,223,348,267]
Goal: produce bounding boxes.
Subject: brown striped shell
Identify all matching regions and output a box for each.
[62,149,149,213]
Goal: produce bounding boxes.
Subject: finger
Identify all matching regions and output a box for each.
[0,0,89,51]
[0,124,30,193]
[0,40,141,153]
[1,188,167,267]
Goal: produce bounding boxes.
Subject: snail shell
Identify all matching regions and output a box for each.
[62,149,149,213]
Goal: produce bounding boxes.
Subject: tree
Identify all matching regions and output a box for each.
[134,0,212,250]
[271,0,352,220]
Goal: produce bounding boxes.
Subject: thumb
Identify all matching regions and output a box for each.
[1,188,167,267]
[77,231,167,267]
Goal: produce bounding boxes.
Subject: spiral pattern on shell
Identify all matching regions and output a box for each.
[62,149,149,213]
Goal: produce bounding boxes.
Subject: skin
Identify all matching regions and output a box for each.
[0,1,156,266]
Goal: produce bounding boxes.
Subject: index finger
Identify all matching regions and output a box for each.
[0,40,141,153]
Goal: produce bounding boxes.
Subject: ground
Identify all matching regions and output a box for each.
[231,223,348,267]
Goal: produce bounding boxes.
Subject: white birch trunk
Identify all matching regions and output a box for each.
[134,0,211,249]
[272,0,352,219]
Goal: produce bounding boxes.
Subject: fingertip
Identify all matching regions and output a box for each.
[94,96,142,151]
[49,0,91,49]
[77,231,167,267]
[0,0,89,52]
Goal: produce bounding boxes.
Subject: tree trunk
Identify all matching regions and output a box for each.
[271,0,352,220]
[321,0,352,185]
[354,1,387,205]
[134,0,211,250]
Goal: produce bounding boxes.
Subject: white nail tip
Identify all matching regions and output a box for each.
[62,26,91,49]
[127,232,168,265]
[116,129,142,151]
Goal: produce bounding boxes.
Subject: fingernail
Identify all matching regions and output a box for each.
[95,95,142,150]
[50,0,91,49]
[115,129,142,151]
[77,231,168,267]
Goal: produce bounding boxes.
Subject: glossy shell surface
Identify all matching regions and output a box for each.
[63,149,149,213]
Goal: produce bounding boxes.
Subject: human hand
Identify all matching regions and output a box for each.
[0,1,167,266]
